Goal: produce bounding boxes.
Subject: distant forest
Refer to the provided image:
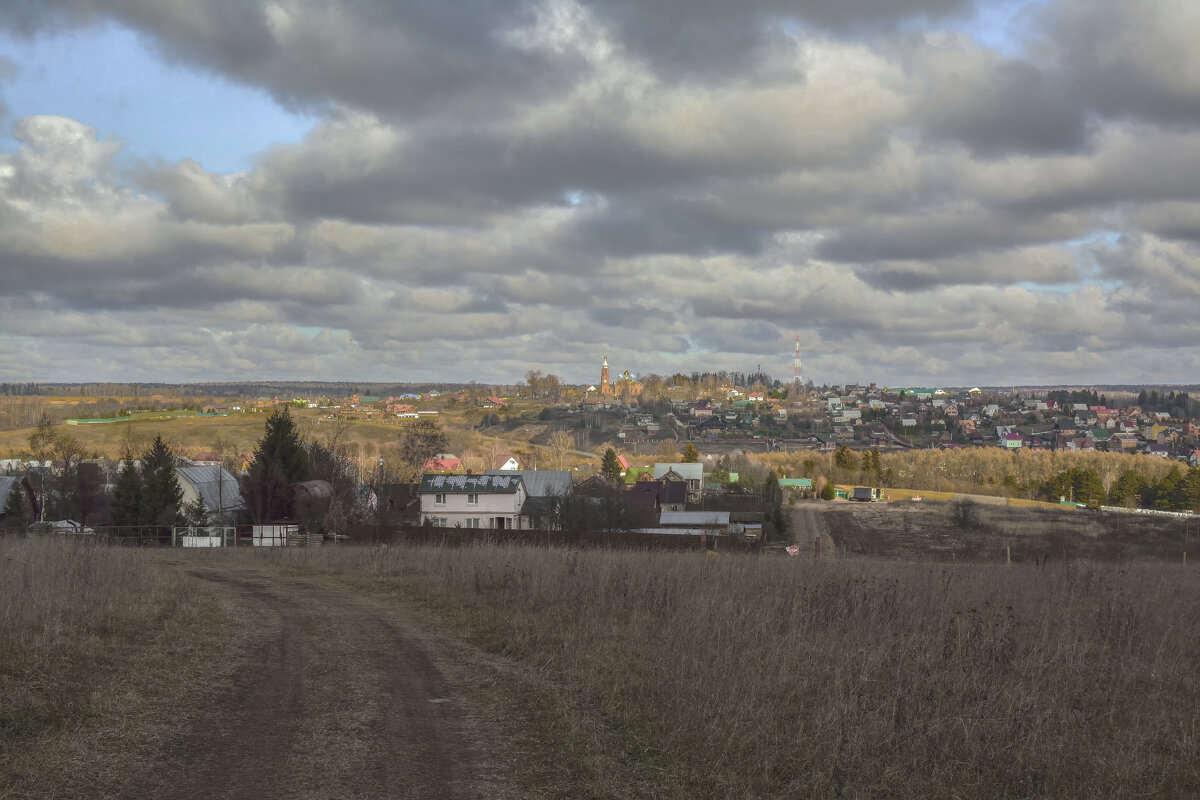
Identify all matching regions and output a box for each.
[0,381,499,398]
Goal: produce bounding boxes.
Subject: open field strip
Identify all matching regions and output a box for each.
[7,538,1196,798]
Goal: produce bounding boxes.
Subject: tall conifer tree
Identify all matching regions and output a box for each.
[110,457,143,527]
[242,407,310,523]
[140,435,183,528]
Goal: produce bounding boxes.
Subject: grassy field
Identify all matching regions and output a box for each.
[0,538,246,799]
[0,408,553,467]
[303,545,1200,798]
[822,500,1197,563]
[0,412,269,459]
[9,537,1195,798]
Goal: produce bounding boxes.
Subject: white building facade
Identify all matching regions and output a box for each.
[418,474,528,529]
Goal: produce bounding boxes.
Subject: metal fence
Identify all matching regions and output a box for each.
[11,523,759,552]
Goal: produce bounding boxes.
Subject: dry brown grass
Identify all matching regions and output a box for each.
[882,488,957,502]
[5,539,1198,798]
[0,538,244,799]
[0,408,522,463]
[273,544,1200,798]
[1006,496,1069,509]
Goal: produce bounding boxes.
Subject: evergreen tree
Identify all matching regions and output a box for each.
[834,446,857,471]
[1073,468,1105,506]
[1109,470,1146,508]
[140,435,183,528]
[110,458,143,527]
[681,442,700,463]
[182,495,209,528]
[255,407,310,482]
[1153,467,1184,510]
[3,482,28,528]
[763,470,785,538]
[241,407,310,523]
[1177,468,1200,513]
[600,448,623,484]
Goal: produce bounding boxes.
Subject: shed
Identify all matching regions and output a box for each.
[175,465,246,524]
[659,510,730,533]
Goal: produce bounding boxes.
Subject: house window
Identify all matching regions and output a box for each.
[466,493,478,505]
[466,518,480,528]
[434,493,446,505]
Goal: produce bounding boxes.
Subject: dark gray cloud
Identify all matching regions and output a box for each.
[916,54,1089,156]
[4,0,1200,385]
[1044,0,1200,126]
[2,0,581,121]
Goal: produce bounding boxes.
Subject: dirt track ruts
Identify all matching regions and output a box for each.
[122,562,488,800]
[788,504,837,558]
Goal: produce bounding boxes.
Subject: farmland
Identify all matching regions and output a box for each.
[814,500,1199,563]
[3,536,1198,799]
[0,408,487,464]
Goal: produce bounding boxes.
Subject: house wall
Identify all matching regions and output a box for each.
[419,489,526,529]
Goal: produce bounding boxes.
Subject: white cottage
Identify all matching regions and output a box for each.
[418,473,527,529]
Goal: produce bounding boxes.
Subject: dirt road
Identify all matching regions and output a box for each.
[787,504,837,558]
[121,561,497,800]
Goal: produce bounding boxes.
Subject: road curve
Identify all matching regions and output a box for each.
[122,563,487,800]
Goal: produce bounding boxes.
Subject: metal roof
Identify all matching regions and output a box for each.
[660,511,730,526]
[419,474,523,494]
[176,465,246,516]
[653,463,703,481]
[484,470,570,497]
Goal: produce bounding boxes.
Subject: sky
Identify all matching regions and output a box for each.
[1,1,1199,388]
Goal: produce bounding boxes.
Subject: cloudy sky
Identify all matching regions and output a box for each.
[1,1,1198,387]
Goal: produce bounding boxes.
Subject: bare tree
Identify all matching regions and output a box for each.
[28,413,57,463]
[27,414,58,522]
[548,431,575,470]
[324,416,354,454]
[397,422,449,483]
[48,434,87,522]
[119,425,149,464]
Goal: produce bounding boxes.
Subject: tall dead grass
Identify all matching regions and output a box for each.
[0,537,241,798]
[279,544,1200,798]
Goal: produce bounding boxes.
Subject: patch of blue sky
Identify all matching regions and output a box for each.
[0,21,315,174]
[1012,230,1123,292]
[294,326,327,340]
[954,0,1049,57]
[1016,280,1122,293]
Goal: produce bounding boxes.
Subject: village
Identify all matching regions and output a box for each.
[2,358,1199,542]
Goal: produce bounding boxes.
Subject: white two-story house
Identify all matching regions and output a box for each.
[418,474,527,529]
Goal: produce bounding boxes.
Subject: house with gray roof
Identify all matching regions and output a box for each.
[418,473,527,529]
[485,470,571,529]
[485,470,571,498]
[653,462,704,497]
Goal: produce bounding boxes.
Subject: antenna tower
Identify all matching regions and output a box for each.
[793,335,803,389]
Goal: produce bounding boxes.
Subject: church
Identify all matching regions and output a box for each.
[595,355,642,400]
